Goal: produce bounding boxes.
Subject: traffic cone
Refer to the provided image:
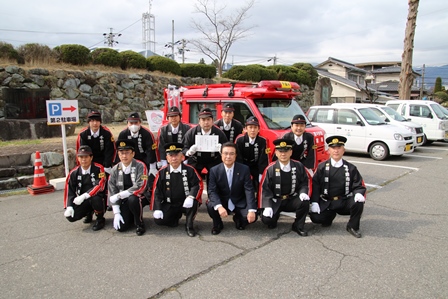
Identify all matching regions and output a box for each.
[27,151,55,195]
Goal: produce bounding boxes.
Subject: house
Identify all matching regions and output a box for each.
[315,57,371,103]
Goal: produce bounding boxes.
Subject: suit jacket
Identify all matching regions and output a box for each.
[207,162,257,210]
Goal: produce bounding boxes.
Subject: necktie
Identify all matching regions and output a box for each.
[227,168,235,211]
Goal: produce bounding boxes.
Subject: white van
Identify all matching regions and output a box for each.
[307,105,414,160]
[331,103,424,147]
[385,100,448,144]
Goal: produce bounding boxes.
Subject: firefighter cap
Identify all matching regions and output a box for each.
[167,106,181,117]
[273,138,294,152]
[291,114,306,125]
[326,135,347,147]
[245,116,259,127]
[127,112,141,122]
[116,139,135,151]
[77,145,93,156]
[87,110,102,122]
[222,103,235,112]
[198,107,213,119]
[164,142,184,155]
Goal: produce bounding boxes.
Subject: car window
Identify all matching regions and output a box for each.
[410,105,432,118]
[429,103,447,119]
[313,109,334,124]
[358,108,386,125]
[387,103,399,111]
[337,109,360,125]
[382,106,407,121]
[369,108,388,122]
[254,99,309,129]
[188,102,217,124]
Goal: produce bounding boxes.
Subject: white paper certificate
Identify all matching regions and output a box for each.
[195,135,219,152]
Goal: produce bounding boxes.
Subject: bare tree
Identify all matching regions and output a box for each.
[398,0,419,99]
[190,0,255,77]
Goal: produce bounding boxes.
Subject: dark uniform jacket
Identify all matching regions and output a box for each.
[182,125,228,165]
[63,162,106,208]
[259,160,309,212]
[150,164,203,210]
[214,119,243,143]
[281,131,316,170]
[311,159,366,211]
[117,126,158,168]
[208,162,257,211]
[235,133,269,176]
[76,126,116,168]
[157,122,191,161]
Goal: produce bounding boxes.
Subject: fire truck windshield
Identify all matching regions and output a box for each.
[254,99,310,130]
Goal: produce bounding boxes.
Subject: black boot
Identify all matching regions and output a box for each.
[185,208,196,237]
[136,223,146,236]
[83,211,93,223]
[92,214,105,231]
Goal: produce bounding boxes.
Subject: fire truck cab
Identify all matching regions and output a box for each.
[162,80,328,170]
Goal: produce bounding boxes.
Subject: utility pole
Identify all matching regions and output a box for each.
[267,55,277,65]
[164,20,176,60]
[177,39,189,63]
[103,28,121,47]
[420,64,425,99]
[398,0,419,99]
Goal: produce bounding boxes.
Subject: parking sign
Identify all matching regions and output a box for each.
[46,100,79,125]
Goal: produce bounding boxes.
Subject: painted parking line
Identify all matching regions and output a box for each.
[404,154,442,159]
[416,147,448,151]
[347,160,419,171]
[365,183,382,189]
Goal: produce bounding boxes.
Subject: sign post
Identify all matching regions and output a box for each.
[46,100,79,177]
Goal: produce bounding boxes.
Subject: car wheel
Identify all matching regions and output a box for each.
[422,134,433,145]
[369,142,389,160]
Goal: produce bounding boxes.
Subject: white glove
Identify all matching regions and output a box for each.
[104,167,112,174]
[310,202,320,214]
[64,206,74,218]
[258,174,262,182]
[73,193,89,205]
[109,194,120,204]
[112,205,124,230]
[215,143,222,152]
[354,193,366,203]
[299,193,310,201]
[161,160,168,167]
[186,144,198,156]
[153,210,164,219]
[119,190,131,199]
[262,207,273,218]
[183,196,194,208]
[149,168,158,177]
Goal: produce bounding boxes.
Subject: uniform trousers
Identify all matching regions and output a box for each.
[154,200,199,229]
[261,197,309,230]
[116,195,149,232]
[66,195,104,222]
[309,197,364,230]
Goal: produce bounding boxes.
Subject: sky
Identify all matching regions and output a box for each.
[1,0,447,68]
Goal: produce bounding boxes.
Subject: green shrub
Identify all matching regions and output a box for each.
[180,63,216,78]
[54,44,91,65]
[292,62,318,87]
[91,48,121,67]
[146,56,181,75]
[119,50,146,70]
[0,42,20,62]
[267,65,313,87]
[223,64,277,82]
[17,43,54,65]
[434,91,448,102]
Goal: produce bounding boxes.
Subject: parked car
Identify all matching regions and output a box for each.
[385,100,448,144]
[307,105,414,160]
[331,103,424,147]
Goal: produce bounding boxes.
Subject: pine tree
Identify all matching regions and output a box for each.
[434,77,442,93]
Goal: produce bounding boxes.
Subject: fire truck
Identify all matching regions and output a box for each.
[162,80,328,170]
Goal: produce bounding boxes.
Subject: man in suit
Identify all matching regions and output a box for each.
[151,142,204,237]
[157,106,191,168]
[214,103,243,143]
[206,142,258,235]
[309,135,366,238]
[260,138,310,236]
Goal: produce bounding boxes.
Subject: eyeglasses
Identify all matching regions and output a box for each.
[118,151,133,156]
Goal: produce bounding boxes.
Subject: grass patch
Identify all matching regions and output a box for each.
[0,189,29,197]
[0,139,44,147]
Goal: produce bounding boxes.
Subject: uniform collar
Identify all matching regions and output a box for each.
[331,158,343,168]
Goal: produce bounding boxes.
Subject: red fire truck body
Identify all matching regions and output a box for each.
[162,80,328,169]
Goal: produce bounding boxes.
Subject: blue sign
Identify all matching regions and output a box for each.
[48,103,62,116]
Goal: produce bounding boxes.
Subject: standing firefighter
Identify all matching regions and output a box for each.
[214,103,244,143]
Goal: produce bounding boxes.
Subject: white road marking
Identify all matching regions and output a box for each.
[347,160,419,171]
[365,183,382,189]
[404,154,442,159]
[415,147,448,151]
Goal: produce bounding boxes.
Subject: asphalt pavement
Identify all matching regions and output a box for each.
[1,146,448,299]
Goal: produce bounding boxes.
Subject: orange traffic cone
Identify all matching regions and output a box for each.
[27,151,55,195]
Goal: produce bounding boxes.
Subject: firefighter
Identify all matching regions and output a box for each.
[63,145,106,231]
[215,103,243,143]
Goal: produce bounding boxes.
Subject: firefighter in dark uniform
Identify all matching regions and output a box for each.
[116,112,158,178]
[151,142,204,237]
[277,114,317,174]
[109,139,149,236]
[157,106,191,168]
[260,139,310,236]
[235,116,269,193]
[309,135,366,238]
[76,110,116,174]
[183,107,228,180]
[215,103,244,143]
[63,145,107,231]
